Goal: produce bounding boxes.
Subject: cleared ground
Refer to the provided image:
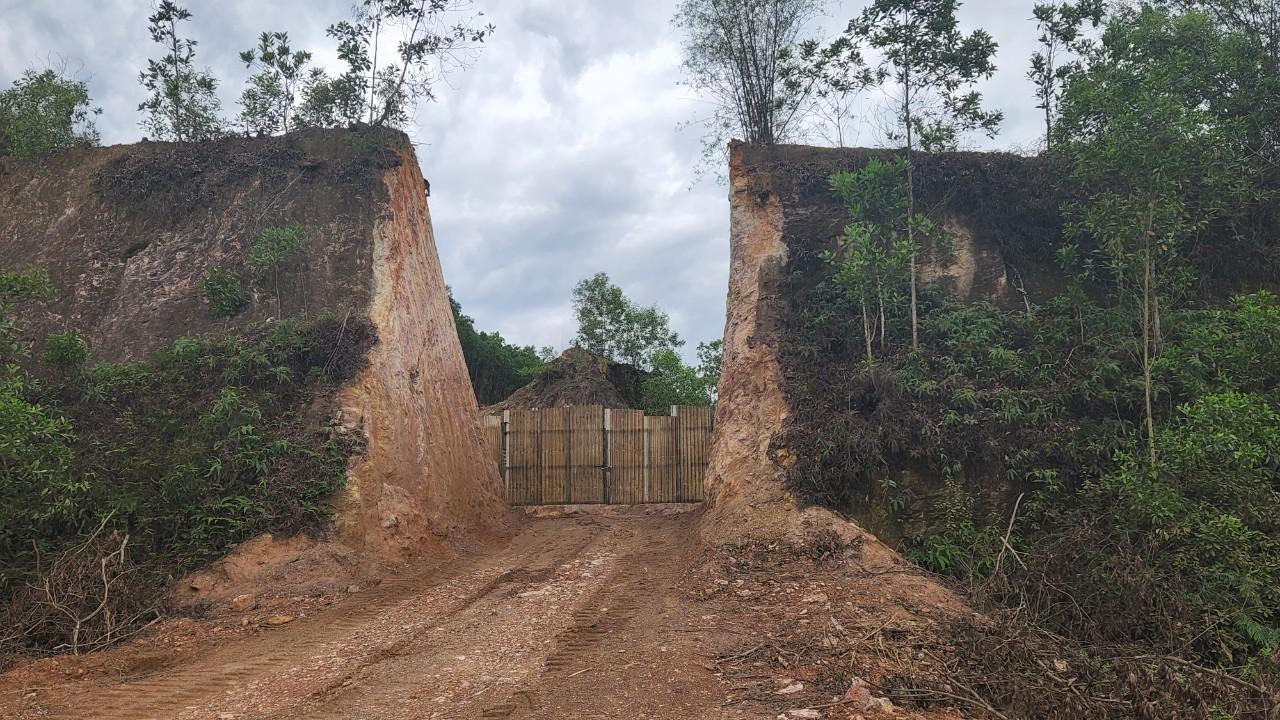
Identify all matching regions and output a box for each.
[0,508,758,720]
[2,507,968,720]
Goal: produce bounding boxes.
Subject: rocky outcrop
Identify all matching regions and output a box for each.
[0,128,505,559]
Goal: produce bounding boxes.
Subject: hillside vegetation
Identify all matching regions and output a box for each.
[765,2,1280,712]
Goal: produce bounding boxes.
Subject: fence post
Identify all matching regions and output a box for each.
[603,407,611,503]
[642,416,651,503]
[501,409,511,497]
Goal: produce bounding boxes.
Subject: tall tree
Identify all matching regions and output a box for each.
[826,158,920,364]
[0,69,100,158]
[1155,0,1280,170]
[845,0,1002,349]
[295,68,367,129]
[323,0,495,128]
[787,37,879,147]
[1028,0,1103,150]
[138,1,223,142]
[1057,6,1263,467]
[572,273,682,370]
[673,0,827,160]
[238,31,312,136]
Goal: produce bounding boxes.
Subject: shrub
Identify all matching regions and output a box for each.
[43,331,89,372]
[199,266,248,318]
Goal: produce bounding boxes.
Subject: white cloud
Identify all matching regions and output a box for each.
[1,0,1052,360]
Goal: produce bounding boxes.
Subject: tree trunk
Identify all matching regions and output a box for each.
[1141,201,1158,471]
[903,54,919,351]
[861,298,873,366]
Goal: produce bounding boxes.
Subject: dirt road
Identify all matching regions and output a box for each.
[3,507,764,720]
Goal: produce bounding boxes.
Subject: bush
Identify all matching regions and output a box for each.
[788,278,1280,668]
[199,266,248,318]
[0,69,100,159]
[43,331,89,372]
[1,313,375,627]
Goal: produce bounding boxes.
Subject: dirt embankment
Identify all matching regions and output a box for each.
[485,348,647,413]
[0,129,505,571]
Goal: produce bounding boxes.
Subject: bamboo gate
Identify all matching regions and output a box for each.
[482,405,713,505]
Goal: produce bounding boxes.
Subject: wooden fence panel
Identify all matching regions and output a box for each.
[540,407,570,504]
[645,416,678,503]
[675,405,712,502]
[568,406,605,503]
[482,414,503,469]
[486,405,712,505]
[607,409,645,504]
[507,410,540,506]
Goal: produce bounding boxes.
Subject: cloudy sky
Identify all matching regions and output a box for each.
[1,0,1049,359]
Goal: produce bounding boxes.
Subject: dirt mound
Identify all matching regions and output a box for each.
[486,348,644,412]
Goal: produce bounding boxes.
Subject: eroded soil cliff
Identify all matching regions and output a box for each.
[0,128,504,561]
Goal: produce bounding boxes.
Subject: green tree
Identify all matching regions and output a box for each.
[249,225,305,316]
[450,291,546,405]
[0,69,100,159]
[842,0,1002,349]
[641,349,715,414]
[137,1,224,141]
[1056,6,1264,467]
[295,68,367,129]
[696,339,723,397]
[826,158,934,364]
[572,273,681,370]
[1027,1,1103,149]
[323,0,495,128]
[673,0,828,157]
[238,31,312,135]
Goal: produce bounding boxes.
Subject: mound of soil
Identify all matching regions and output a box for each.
[486,348,645,412]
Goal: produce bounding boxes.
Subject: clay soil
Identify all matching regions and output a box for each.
[0,507,966,720]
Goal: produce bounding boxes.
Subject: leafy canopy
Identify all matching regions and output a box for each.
[137,1,224,141]
[571,273,681,370]
[0,69,100,158]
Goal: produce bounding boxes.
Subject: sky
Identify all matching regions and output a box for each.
[0,0,1050,360]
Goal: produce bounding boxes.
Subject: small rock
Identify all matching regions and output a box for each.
[775,681,804,695]
[778,710,821,719]
[229,594,256,613]
[802,593,828,604]
[265,614,295,626]
[845,677,894,714]
[218,714,241,720]
[347,585,363,594]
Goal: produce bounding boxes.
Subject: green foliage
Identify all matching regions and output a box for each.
[137,1,224,142]
[824,159,920,364]
[572,272,682,370]
[0,68,100,158]
[640,347,718,414]
[322,0,495,128]
[0,372,80,588]
[849,0,1003,150]
[450,291,546,405]
[199,266,248,319]
[673,0,827,163]
[0,268,53,362]
[238,31,312,135]
[793,273,1280,666]
[1,308,371,598]
[294,68,366,129]
[43,331,89,373]
[249,224,305,272]
[1027,1,1104,147]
